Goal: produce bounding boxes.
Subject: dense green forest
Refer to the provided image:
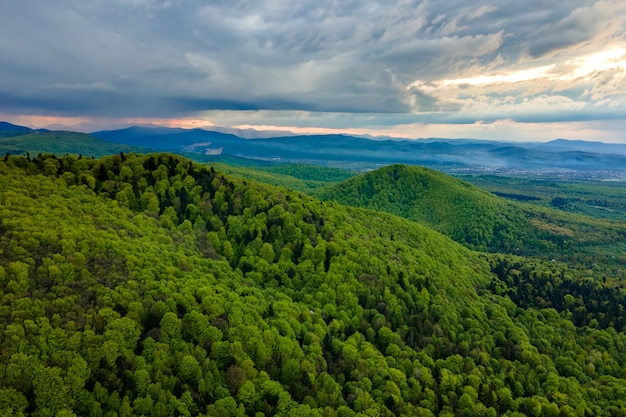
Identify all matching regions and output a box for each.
[1,153,626,416]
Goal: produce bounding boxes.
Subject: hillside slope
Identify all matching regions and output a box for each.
[315,164,626,259]
[1,154,626,416]
[0,131,151,157]
[0,121,33,138]
[315,164,511,248]
[209,163,356,194]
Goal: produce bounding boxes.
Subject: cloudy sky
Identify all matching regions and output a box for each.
[1,1,625,141]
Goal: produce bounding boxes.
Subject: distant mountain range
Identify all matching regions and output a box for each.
[90,125,626,172]
[2,121,626,173]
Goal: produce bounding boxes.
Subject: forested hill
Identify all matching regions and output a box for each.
[0,131,150,158]
[0,122,32,138]
[315,164,518,251]
[315,164,626,259]
[2,153,626,416]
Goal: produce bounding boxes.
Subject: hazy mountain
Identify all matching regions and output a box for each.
[3,122,626,172]
[0,121,33,138]
[0,121,31,131]
[532,138,626,154]
[93,125,191,142]
[90,125,626,172]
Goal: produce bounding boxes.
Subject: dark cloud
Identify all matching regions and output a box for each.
[0,0,624,126]
[527,2,622,57]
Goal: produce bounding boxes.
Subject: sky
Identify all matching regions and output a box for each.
[1,0,625,142]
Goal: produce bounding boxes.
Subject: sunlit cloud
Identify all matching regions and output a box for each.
[556,47,626,80]
[406,46,626,119]
[445,65,556,86]
[410,47,626,91]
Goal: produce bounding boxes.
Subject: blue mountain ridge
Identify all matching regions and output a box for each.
[89,126,626,172]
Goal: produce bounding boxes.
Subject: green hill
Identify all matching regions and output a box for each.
[314,164,512,249]
[0,121,32,138]
[315,164,626,259]
[1,153,626,416]
[0,131,151,158]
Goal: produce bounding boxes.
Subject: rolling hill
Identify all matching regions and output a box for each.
[0,130,152,158]
[2,153,626,415]
[315,164,513,248]
[0,121,33,138]
[315,164,626,259]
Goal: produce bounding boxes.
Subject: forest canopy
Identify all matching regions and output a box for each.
[1,153,626,416]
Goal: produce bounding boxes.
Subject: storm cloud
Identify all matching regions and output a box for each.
[0,0,625,139]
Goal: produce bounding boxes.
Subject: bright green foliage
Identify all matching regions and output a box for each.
[314,164,530,252]
[0,153,625,416]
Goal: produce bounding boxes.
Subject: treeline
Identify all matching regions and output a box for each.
[1,153,626,416]
[257,164,355,183]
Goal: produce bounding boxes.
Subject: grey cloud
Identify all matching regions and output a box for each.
[397,107,626,125]
[407,89,463,113]
[0,0,624,123]
[528,2,624,57]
